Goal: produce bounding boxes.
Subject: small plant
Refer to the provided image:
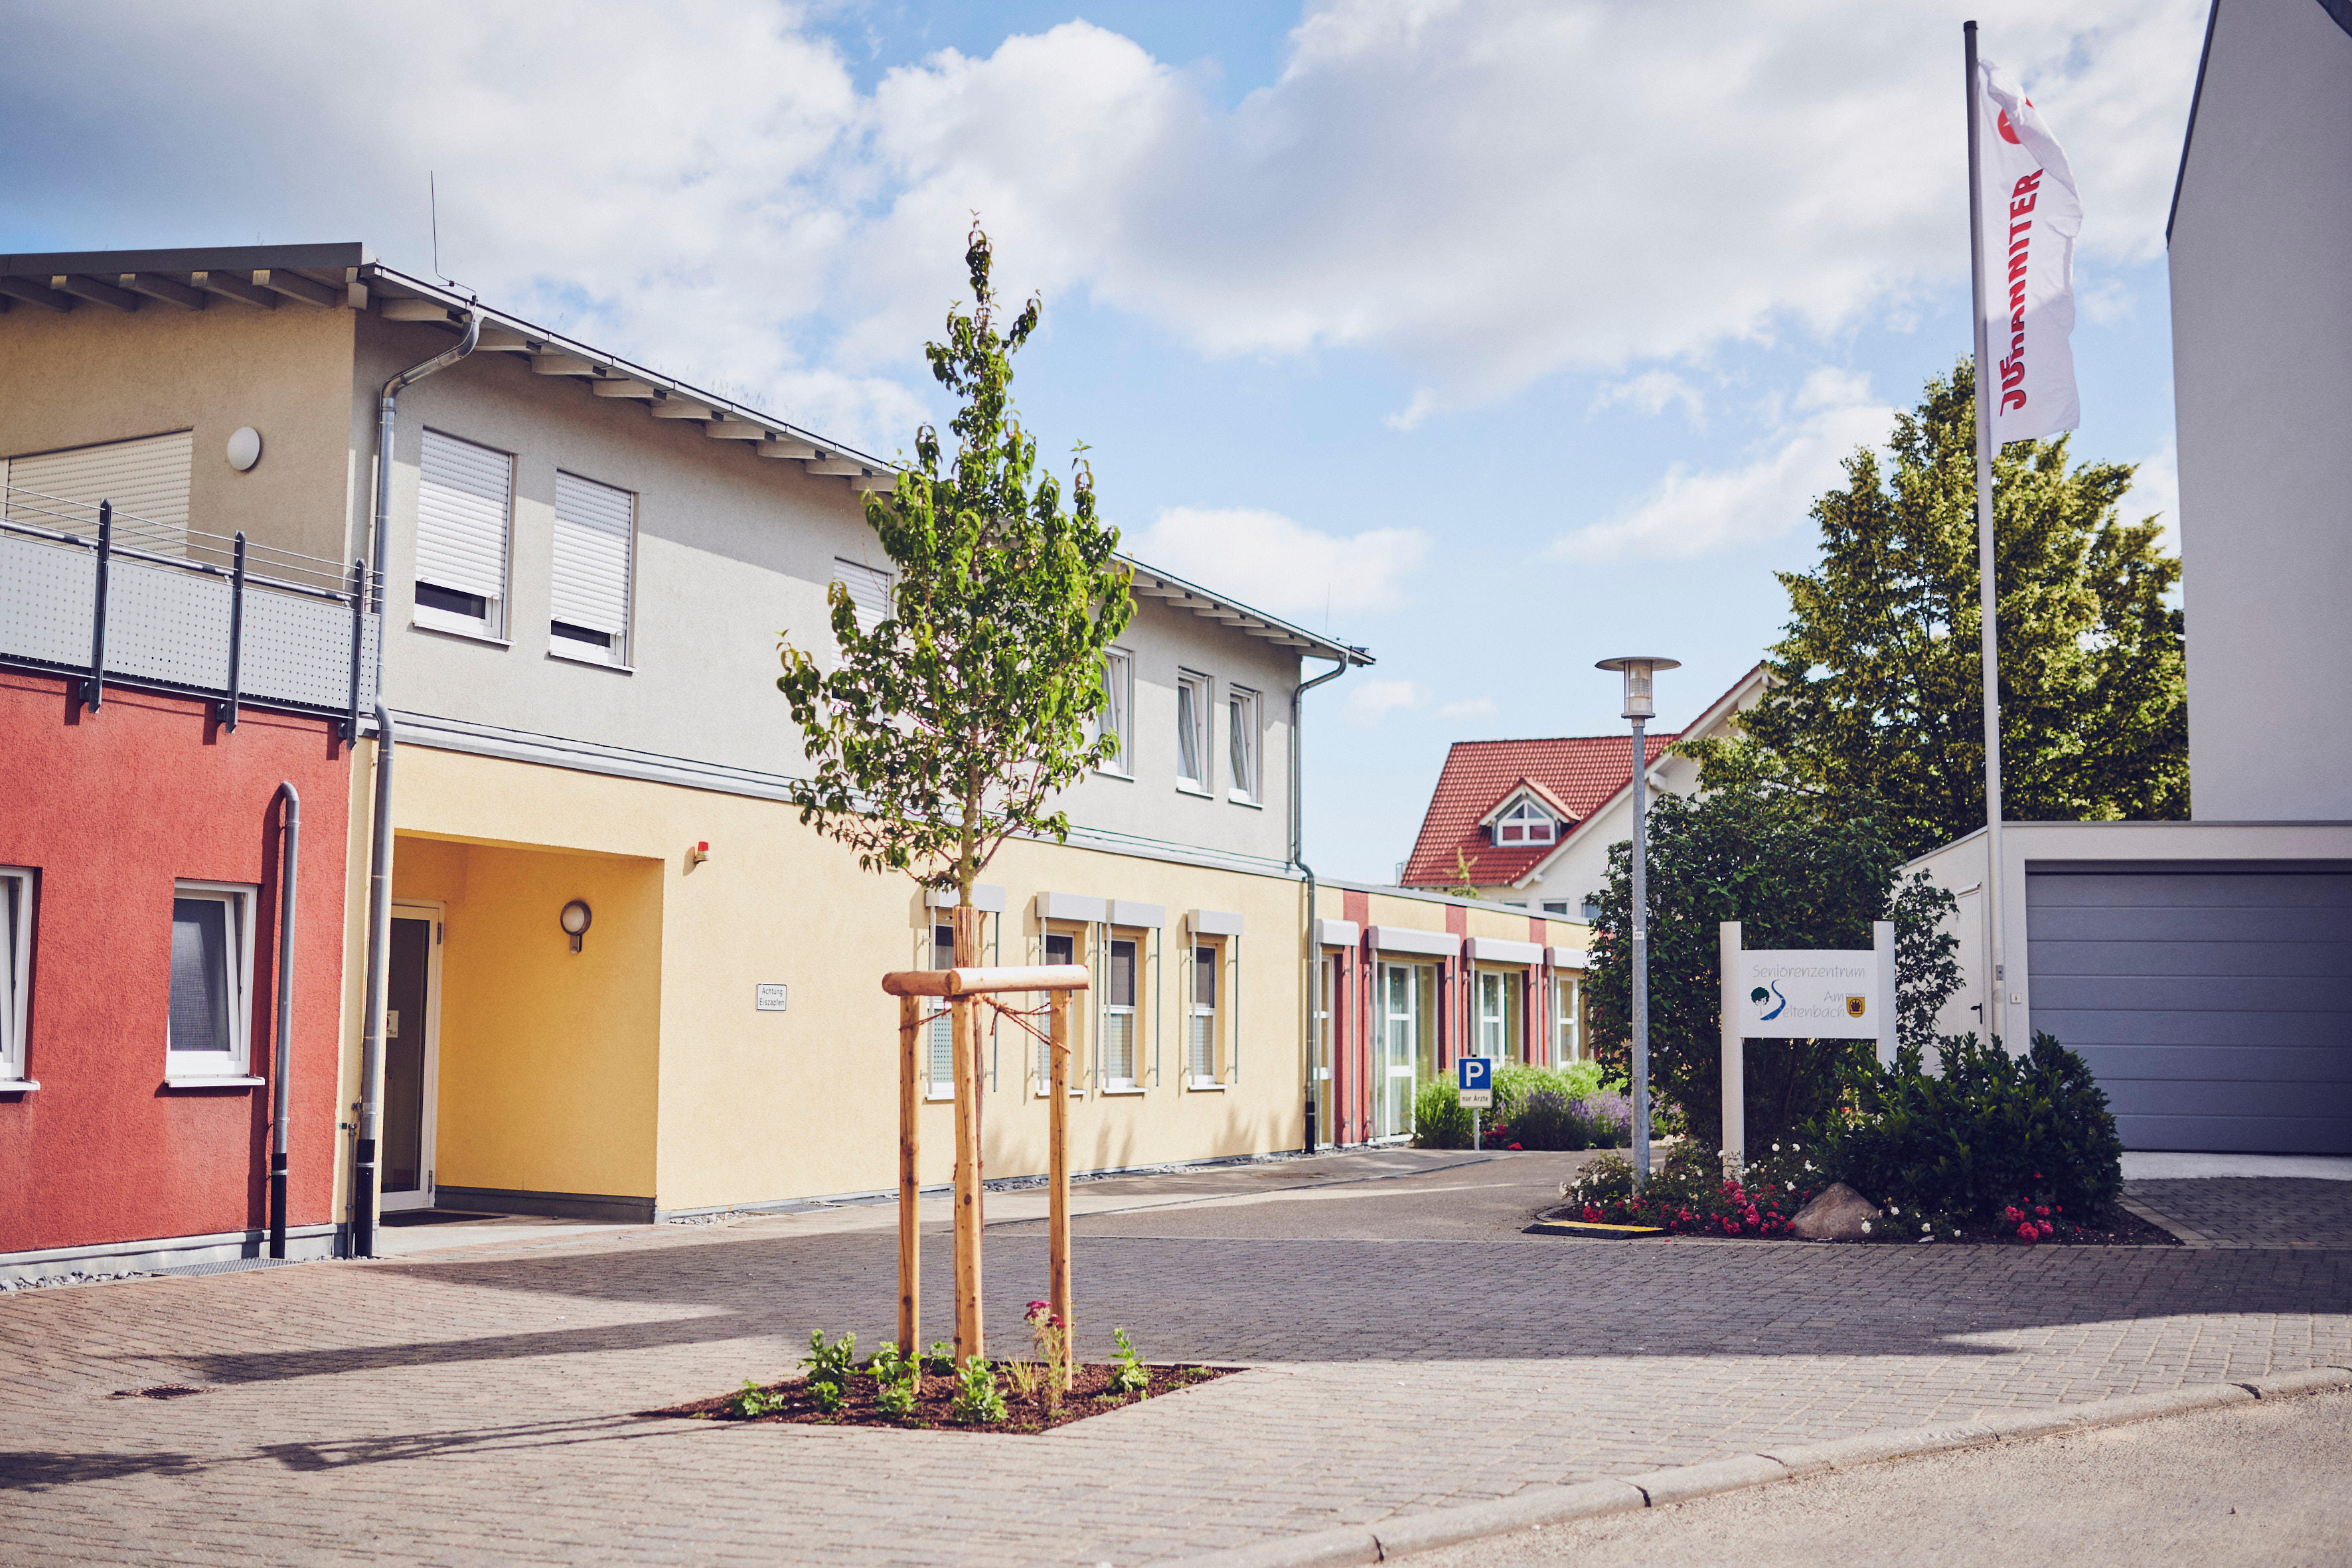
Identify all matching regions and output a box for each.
[925,1341,957,1377]
[728,1379,785,1418]
[802,1328,857,1397]
[1005,1359,1042,1401]
[1026,1299,1069,1405]
[1109,1328,1149,1397]
[948,1356,1007,1425]
[867,1341,914,1386]
[809,1379,844,1415]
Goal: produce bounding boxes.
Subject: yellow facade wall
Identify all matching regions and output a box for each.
[383,743,1328,1213]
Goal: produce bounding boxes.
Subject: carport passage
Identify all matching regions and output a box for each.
[2027,864,2352,1154]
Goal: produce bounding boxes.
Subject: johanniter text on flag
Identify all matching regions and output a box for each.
[1975,58,2081,445]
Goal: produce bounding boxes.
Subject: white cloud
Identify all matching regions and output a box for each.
[1345,678,1425,725]
[1551,371,1896,561]
[1593,370,1705,426]
[2126,433,2179,542]
[1435,696,1499,722]
[1128,506,1430,619]
[1386,388,1442,432]
[0,0,2210,428]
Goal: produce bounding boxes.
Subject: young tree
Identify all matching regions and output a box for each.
[1583,764,1960,1153]
[1732,358,2184,861]
[777,224,1134,968]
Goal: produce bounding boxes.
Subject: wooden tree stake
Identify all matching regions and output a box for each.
[1048,986,1073,1389]
[898,993,921,1356]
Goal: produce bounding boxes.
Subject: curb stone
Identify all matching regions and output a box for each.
[1158,1371,2352,1568]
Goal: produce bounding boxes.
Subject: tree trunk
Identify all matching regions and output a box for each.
[951,901,985,1362]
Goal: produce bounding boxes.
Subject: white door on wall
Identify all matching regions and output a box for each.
[1376,962,1420,1139]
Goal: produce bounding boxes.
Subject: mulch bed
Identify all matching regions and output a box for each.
[660,1362,1241,1435]
[1529,1204,2179,1246]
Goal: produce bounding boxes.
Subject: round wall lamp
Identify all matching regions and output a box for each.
[226,426,264,472]
[560,899,593,953]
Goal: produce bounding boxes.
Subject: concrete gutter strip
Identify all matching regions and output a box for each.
[1162,1371,2352,1568]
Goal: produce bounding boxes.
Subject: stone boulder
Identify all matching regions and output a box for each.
[1788,1182,1881,1241]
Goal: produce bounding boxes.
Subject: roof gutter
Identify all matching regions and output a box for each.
[1291,654,1351,1154]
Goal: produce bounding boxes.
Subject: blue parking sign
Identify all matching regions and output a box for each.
[1457,1056,1493,1107]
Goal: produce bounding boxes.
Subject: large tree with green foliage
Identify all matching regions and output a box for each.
[1731,358,2184,860]
[1584,763,1960,1153]
[776,226,1133,943]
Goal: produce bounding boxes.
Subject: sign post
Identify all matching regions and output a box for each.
[1458,1055,1493,1150]
[1718,921,1895,1172]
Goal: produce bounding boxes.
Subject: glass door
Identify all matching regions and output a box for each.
[1375,961,1427,1139]
[380,905,441,1213]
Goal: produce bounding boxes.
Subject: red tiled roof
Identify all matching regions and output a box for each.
[1399,732,1674,888]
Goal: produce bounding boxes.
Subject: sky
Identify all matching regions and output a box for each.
[0,0,2207,883]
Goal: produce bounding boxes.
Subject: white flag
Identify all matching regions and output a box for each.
[1975,58,2081,445]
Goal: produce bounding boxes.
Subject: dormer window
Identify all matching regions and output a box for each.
[1495,799,1556,846]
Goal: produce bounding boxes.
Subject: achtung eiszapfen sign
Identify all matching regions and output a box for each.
[1731,949,1881,1041]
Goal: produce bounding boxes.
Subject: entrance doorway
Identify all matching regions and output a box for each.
[381,902,443,1212]
[1375,961,1436,1139]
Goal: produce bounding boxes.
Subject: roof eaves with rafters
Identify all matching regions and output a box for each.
[1,243,1373,668]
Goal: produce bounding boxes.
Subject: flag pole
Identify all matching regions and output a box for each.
[1963,19,2007,1048]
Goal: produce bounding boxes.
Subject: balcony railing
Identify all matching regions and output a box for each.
[0,484,378,736]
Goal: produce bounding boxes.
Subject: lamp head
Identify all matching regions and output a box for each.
[560,898,593,953]
[1595,655,1680,721]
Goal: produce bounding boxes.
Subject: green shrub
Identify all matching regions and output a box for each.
[1822,1032,2124,1227]
[1492,1061,1605,1125]
[801,1328,856,1394]
[948,1356,1006,1425]
[1109,1328,1149,1397]
[1412,1080,1475,1148]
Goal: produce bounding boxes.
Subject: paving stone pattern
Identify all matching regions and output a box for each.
[3,1176,2350,1566]
[2124,1178,2352,1251]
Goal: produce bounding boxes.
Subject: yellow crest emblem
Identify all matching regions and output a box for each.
[1844,995,1867,1019]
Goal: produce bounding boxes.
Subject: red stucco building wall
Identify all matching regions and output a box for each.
[0,670,350,1255]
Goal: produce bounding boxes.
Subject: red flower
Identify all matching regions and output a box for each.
[1583,1205,1603,1223]
[1508,1142,1524,1151]
[2034,1205,2049,1217]
[2016,1222,2039,1244]
[2037,1219,2054,1238]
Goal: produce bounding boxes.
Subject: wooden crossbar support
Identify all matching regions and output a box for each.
[882,963,1091,998]
[880,951,1091,1370]
[898,994,921,1356]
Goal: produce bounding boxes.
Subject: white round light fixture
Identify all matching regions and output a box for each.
[560,898,593,953]
[226,426,263,472]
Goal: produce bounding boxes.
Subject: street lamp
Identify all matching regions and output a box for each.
[1596,655,1680,1188]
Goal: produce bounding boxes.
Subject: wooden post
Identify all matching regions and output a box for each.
[1048,986,1073,1389]
[898,993,921,1356]
[951,905,985,1364]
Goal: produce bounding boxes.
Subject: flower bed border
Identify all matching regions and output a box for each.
[659,1362,1243,1435]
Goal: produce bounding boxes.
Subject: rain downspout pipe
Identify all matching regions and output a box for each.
[353,703,394,1258]
[370,311,479,607]
[1291,653,1352,1154]
[268,782,299,1259]
[352,315,474,1259]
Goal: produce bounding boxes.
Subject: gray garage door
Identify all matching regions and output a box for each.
[2027,864,2352,1154]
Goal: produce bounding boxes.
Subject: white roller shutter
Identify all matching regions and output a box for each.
[831,557,893,633]
[3,430,193,552]
[550,471,634,661]
[415,429,510,633]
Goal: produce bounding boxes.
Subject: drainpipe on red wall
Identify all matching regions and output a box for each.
[269,782,300,1259]
[351,703,394,1258]
[1291,653,1351,1155]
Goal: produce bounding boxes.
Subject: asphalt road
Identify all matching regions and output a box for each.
[1404,1388,2352,1568]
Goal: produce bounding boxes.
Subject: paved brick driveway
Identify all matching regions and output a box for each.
[4,1152,2349,1567]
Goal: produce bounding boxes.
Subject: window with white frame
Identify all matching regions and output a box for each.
[1543,901,1571,916]
[414,429,513,639]
[925,921,955,1097]
[549,471,635,665]
[1555,974,1584,1062]
[832,558,894,635]
[1102,937,1139,1088]
[1175,670,1211,793]
[167,881,256,1081]
[1476,969,1524,1064]
[1095,649,1132,775]
[1227,686,1261,804]
[1187,941,1220,1083]
[1494,798,1556,846]
[1039,930,1085,1092]
[1,866,33,1085]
